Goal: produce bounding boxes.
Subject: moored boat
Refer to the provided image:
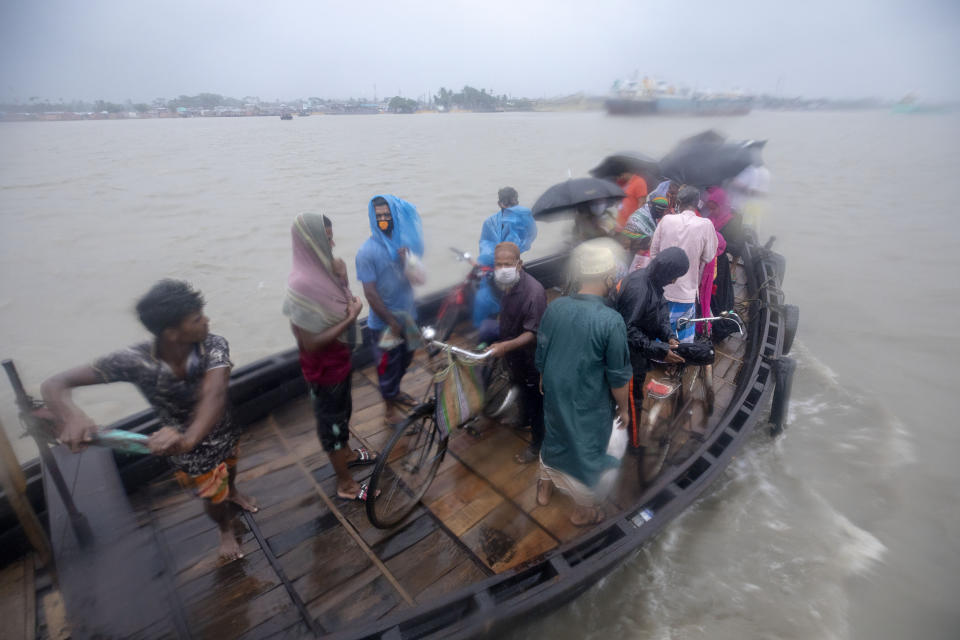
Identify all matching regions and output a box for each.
[0,226,797,638]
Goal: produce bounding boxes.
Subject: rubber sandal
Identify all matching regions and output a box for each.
[347,447,378,468]
[393,392,417,407]
[337,482,378,502]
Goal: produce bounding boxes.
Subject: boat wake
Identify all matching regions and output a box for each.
[511,337,906,640]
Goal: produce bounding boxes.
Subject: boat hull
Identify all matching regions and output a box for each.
[606,95,752,117]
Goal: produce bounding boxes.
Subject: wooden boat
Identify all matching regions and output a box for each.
[0,232,797,639]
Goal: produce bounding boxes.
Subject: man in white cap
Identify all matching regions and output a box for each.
[534,239,633,526]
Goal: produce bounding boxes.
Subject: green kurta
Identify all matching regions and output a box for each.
[535,294,633,488]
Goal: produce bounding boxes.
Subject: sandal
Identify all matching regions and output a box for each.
[393,392,417,407]
[337,482,378,502]
[346,446,378,468]
[570,506,605,527]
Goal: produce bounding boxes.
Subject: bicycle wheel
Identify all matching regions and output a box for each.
[703,364,715,415]
[366,404,446,529]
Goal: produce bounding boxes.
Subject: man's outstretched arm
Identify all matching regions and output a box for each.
[41,366,103,451]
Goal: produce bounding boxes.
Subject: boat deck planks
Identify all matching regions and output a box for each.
[4,258,752,638]
[0,555,34,640]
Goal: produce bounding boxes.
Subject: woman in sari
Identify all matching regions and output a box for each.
[697,187,732,337]
[283,213,377,501]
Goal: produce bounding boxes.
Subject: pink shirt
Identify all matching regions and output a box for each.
[649,209,719,304]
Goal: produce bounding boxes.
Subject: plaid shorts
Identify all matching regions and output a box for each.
[668,302,696,343]
[175,454,237,504]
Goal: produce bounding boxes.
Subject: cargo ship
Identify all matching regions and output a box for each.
[606,77,752,117]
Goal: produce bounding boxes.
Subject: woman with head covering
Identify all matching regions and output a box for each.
[284,213,377,502]
[702,186,738,339]
[617,206,658,274]
[696,187,730,337]
[614,247,689,456]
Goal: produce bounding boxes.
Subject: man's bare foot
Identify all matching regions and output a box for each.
[218,529,243,562]
[335,481,362,501]
[228,489,259,513]
[570,505,605,527]
[536,478,553,506]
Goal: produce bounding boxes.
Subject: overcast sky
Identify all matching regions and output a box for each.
[2,0,958,103]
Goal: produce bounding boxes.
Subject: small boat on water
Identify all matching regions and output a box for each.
[280,113,294,120]
[0,201,797,637]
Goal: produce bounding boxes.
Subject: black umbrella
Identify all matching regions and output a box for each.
[589,152,661,185]
[676,129,727,147]
[659,141,753,188]
[532,177,625,218]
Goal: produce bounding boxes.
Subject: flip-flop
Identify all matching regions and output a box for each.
[337,481,378,502]
[346,446,378,468]
[392,392,417,407]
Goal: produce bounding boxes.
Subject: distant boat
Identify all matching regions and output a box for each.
[892,93,948,115]
[280,113,293,120]
[607,76,752,117]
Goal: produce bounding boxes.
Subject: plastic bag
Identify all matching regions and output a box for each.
[403,252,427,286]
[596,418,628,496]
[433,353,485,433]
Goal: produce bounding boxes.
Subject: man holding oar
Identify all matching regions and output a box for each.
[42,279,255,562]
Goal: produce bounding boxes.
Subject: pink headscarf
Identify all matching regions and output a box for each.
[705,186,733,231]
[282,213,358,344]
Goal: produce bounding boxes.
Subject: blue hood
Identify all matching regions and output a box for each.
[368,195,425,258]
[477,205,537,267]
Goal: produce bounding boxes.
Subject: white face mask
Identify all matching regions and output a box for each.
[494,266,520,287]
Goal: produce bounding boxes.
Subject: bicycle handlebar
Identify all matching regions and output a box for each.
[676,311,745,337]
[421,326,493,362]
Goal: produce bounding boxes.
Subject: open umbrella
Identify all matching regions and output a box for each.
[589,152,661,185]
[532,177,626,219]
[659,141,754,188]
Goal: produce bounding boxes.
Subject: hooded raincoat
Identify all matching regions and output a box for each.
[615,247,690,375]
[356,195,425,331]
[473,205,538,327]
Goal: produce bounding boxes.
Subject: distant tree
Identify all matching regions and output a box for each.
[434,87,454,110]
[94,100,124,113]
[133,103,150,113]
[388,96,418,114]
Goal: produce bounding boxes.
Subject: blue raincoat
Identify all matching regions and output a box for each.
[476,206,537,267]
[367,195,425,257]
[473,206,537,327]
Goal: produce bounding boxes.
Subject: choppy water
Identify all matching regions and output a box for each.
[2,110,959,639]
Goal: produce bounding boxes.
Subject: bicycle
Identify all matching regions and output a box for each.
[432,247,490,343]
[638,311,745,482]
[365,327,500,529]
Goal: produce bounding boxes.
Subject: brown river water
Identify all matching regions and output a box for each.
[1,110,958,639]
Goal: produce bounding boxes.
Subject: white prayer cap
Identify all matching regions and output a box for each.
[573,238,621,278]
